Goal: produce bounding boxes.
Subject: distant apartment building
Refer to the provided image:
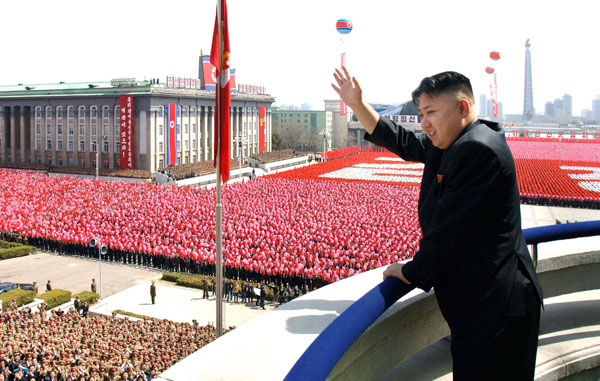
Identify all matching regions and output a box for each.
[479,95,487,118]
[272,108,333,151]
[593,98,600,122]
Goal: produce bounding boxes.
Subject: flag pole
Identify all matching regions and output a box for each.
[215,0,224,338]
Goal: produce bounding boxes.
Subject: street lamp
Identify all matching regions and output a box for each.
[319,128,328,161]
[89,238,107,300]
[232,131,248,179]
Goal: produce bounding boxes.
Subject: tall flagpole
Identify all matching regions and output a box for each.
[215,0,224,338]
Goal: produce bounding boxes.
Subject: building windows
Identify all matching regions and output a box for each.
[192,139,196,148]
[90,106,97,136]
[57,121,63,135]
[115,141,120,153]
[56,106,63,119]
[103,140,109,153]
[79,140,85,152]
[159,124,163,135]
[78,106,86,137]
[102,106,110,136]
[185,140,189,150]
[46,120,52,136]
[183,107,189,134]
[67,106,74,136]
[68,140,74,152]
[46,106,52,118]
[35,107,41,119]
[35,122,41,135]
[114,106,120,138]
[191,107,197,134]
[46,140,52,150]
[90,140,97,152]
[159,142,164,153]
[158,106,164,118]
[35,139,41,150]
[56,140,63,151]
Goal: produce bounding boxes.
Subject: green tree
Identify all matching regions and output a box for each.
[272,133,283,150]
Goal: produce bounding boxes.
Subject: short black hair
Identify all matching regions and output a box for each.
[411,71,474,104]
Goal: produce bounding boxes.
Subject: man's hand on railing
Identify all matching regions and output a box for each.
[383,262,412,284]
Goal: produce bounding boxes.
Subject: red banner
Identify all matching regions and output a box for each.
[259,107,266,152]
[168,103,177,166]
[210,0,231,184]
[119,95,134,169]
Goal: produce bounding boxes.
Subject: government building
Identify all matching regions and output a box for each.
[0,79,274,173]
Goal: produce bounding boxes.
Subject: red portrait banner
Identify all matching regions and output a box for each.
[259,106,266,152]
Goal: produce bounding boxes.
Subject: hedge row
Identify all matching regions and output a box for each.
[161,273,275,301]
[113,309,156,320]
[0,289,35,310]
[73,291,100,306]
[38,289,72,310]
[0,240,37,260]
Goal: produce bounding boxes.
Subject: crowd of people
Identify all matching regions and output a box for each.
[507,138,600,162]
[0,162,150,180]
[0,169,421,285]
[250,149,303,164]
[0,140,598,287]
[157,158,240,181]
[0,307,221,381]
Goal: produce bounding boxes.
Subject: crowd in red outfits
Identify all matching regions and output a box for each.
[0,169,420,283]
[0,138,598,284]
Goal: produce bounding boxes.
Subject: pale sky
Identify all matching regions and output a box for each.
[1,0,598,116]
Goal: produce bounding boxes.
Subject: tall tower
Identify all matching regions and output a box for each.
[523,39,534,121]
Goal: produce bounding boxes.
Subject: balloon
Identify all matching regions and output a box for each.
[485,67,495,74]
[336,19,353,34]
[490,51,500,60]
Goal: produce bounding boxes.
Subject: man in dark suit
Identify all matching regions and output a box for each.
[333,68,542,380]
[150,281,157,305]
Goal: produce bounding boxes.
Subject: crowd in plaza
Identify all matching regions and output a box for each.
[157,158,241,181]
[0,170,421,285]
[0,307,220,381]
[0,139,598,290]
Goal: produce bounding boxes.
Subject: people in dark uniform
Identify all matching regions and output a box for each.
[150,281,157,305]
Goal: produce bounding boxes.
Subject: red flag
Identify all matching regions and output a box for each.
[210,0,231,184]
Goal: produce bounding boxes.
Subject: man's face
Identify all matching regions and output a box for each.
[419,92,466,150]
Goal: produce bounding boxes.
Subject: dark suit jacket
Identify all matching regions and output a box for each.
[365,117,542,334]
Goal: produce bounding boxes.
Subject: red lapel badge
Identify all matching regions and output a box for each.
[437,174,444,183]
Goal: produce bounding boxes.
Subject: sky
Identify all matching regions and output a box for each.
[1,0,598,116]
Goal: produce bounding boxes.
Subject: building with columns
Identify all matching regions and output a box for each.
[0,80,274,173]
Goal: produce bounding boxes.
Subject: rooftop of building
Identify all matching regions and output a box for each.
[0,79,275,102]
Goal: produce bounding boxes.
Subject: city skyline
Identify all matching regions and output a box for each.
[1,0,598,116]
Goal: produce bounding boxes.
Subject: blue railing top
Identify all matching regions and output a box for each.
[523,219,600,245]
[285,220,600,381]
